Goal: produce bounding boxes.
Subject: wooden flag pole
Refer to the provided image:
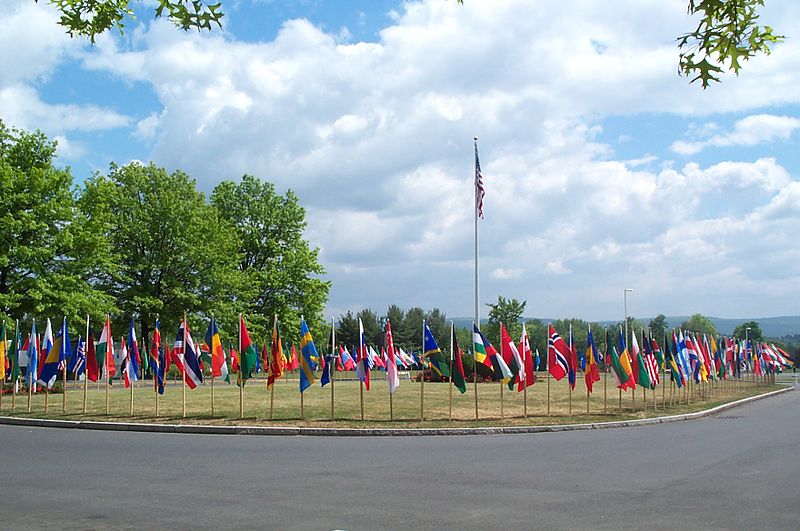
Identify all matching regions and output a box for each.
[389,384,394,422]
[44,384,49,414]
[546,371,551,416]
[604,363,608,414]
[661,364,666,409]
[420,320,425,421]
[568,324,572,416]
[0,321,5,410]
[448,336,454,421]
[447,321,456,420]
[499,380,504,420]
[300,390,304,420]
[239,315,244,420]
[129,339,134,416]
[331,317,336,420]
[153,364,159,417]
[270,384,275,420]
[210,324,215,418]
[586,381,590,414]
[105,364,110,415]
[63,333,69,413]
[359,379,365,420]
[181,313,187,418]
[82,316,88,414]
[568,382,572,416]
[11,319,17,411]
[28,323,33,413]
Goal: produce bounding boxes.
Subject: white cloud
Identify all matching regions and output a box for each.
[0,1,77,85]
[3,0,800,320]
[0,84,131,133]
[672,114,800,155]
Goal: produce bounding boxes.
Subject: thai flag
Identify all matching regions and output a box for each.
[174,319,203,389]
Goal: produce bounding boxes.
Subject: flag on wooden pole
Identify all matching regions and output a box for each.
[451,324,467,394]
[267,315,284,389]
[299,317,317,393]
[385,320,399,394]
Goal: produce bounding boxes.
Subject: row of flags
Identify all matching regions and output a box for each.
[2,315,793,399]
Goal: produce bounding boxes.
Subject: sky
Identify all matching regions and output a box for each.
[2,0,799,323]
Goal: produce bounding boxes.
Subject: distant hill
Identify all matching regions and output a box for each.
[453,315,800,338]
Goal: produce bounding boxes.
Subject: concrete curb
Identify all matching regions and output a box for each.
[0,386,791,437]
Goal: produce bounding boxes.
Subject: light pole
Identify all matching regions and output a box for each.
[623,288,633,348]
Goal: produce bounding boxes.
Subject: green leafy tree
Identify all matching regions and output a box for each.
[42,0,224,43]
[484,296,526,346]
[649,314,668,342]
[458,0,782,88]
[0,120,114,325]
[398,307,425,350]
[424,308,448,346]
[211,175,330,338]
[42,1,782,89]
[336,311,359,348]
[733,321,763,342]
[79,161,241,343]
[680,313,718,336]
[386,304,405,335]
[524,319,548,369]
[357,308,381,347]
[678,0,783,88]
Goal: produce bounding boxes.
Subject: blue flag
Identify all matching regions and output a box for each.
[299,318,317,393]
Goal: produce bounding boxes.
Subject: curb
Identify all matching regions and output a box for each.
[0,386,791,437]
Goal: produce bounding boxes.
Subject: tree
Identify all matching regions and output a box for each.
[680,313,718,336]
[424,308,448,346]
[484,296,526,346]
[79,161,241,344]
[336,311,359,348]
[733,321,764,342]
[649,314,668,341]
[459,0,782,88]
[524,319,548,369]
[0,120,115,325]
[357,308,381,347]
[678,0,783,88]
[398,307,425,350]
[210,175,330,338]
[43,0,224,43]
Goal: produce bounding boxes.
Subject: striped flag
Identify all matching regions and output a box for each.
[385,320,399,394]
[474,138,485,219]
[547,325,570,381]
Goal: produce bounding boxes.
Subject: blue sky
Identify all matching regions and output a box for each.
[2,0,800,322]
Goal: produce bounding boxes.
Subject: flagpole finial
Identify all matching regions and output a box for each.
[474,136,478,142]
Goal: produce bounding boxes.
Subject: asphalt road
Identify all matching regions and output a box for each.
[2,390,798,530]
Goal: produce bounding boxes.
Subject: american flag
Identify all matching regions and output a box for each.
[474,139,485,219]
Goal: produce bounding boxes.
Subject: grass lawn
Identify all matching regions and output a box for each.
[0,371,779,429]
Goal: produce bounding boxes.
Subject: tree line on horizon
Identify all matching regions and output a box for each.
[0,120,329,344]
[3,120,798,365]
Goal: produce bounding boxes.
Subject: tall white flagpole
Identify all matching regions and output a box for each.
[474,136,480,331]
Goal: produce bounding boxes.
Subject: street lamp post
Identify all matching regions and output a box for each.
[623,288,633,348]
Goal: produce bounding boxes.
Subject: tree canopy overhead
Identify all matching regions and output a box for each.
[40,0,783,87]
[2,122,328,343]
[0,120,115,324]
[43,0,224,43]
